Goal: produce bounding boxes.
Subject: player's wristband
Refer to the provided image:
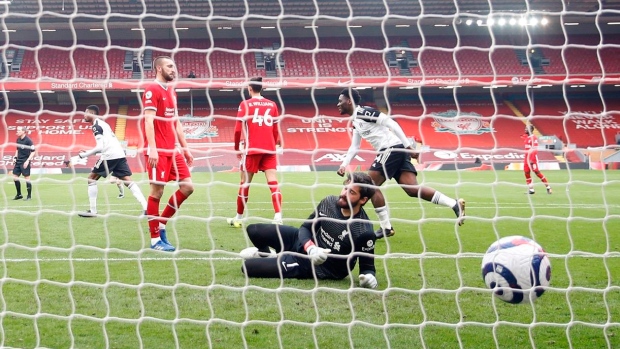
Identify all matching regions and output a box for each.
[303,240,316,252]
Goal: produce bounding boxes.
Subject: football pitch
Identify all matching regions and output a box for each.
[2,169,619,349]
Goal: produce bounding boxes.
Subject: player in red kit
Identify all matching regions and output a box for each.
[142,56,195,252]
[227,76,283,227]
[522,125,552,195]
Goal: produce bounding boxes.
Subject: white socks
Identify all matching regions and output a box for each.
[374,206,391,230]
[128,182,148,210]
[88,182,98,213]
[431,191,457,208]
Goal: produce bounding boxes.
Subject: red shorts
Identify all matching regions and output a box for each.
[146,153,191,183]
[241,153,277,173]
[524,156,539,172]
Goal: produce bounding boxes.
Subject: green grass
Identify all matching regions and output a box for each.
[1,169,619,349]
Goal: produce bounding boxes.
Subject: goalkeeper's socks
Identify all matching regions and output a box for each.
[150,237,161,246]
[26,181,32,197]
[431,191,457,209]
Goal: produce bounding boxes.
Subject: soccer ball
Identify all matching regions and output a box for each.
[481,235,551,304]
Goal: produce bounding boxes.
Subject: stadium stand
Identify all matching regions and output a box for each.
[10,35,615,80]
[511,97,620,147]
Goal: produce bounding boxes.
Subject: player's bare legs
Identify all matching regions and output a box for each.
[397,171,466,226]
[112,176,125,198]
[118,175,148,212]
[367,170,395,238]
[264,168,283,224]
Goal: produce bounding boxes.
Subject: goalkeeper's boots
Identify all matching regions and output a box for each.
[452,198,466,226]
[227,218,242,228]
[117,194,124,199]
[375,227,395,239]
[546,186,553,194]
[78,210,97,218]
[151,239,175,252]
[13,194,23,200]
[23,196,31,201]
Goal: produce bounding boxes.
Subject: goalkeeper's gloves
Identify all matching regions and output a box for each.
[359,274,378,289]
[78,151,87,159]
[307,245,331,265]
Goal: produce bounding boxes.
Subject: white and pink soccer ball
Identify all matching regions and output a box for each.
[481,235,551,304]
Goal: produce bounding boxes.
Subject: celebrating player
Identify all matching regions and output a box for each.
[143,56,194,252]
[227,76,283,227]
[76,105,147,217]
[336,88,465,238]
[12,126,35,201]
[522,125,552,194]
[240,172,378,289]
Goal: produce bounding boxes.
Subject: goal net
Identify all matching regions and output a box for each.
[1,1,619,348]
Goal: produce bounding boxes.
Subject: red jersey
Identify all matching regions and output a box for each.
[524,134,538,159]
[142,81,178,155]
[234,96,280,155]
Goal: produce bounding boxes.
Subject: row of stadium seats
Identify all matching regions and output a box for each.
[7,36,620,80]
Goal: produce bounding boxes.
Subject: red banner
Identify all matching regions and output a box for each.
[2,74,620,91]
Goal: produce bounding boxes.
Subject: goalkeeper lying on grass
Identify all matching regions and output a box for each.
[240,172,379,289]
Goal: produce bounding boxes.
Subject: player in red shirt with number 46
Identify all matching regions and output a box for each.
[228,77,283,227]
[523,125,552,195]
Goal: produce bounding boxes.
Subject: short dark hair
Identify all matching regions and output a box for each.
[86,105,99,115]
[346,172,376,201]
[249,76,263,92]
[154,56,173,67]
[340,88,361,105]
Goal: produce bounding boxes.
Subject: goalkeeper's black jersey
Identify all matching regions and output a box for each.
[298,195,376,280]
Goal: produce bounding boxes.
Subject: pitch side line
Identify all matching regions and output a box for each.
[3,253,619,263]
[6,201,620,210]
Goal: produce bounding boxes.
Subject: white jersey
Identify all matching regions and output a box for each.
[351,106,402,151]
[91,119,126,160]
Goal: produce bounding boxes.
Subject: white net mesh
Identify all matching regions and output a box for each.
[1,0,620,348]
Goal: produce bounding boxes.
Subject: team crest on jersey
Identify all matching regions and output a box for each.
[431,110,493,135]
[180,114,219,139]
